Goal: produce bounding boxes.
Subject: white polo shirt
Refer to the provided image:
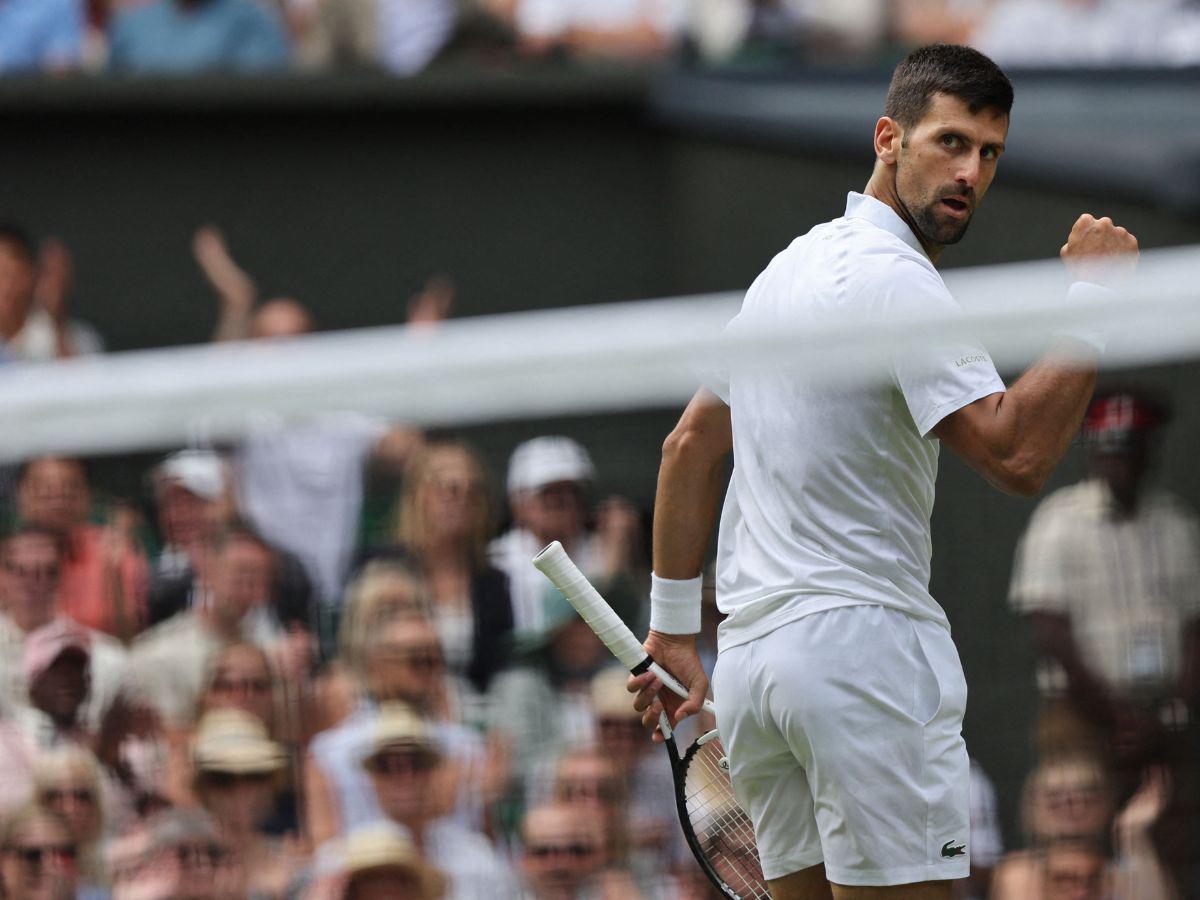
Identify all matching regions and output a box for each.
[712,192,1005,651]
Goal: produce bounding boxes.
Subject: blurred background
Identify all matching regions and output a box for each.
[1,1,1200,898]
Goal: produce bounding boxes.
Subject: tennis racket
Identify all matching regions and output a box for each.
[532,541,768,900]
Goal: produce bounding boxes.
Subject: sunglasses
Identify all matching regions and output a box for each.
[174,842,228,867]
[377,648,444,671]
[41,788,95,805]
[2,561,59,580]
[201,771,274,789]
[526,843,597,859]
[367,750,439,776]
[558,780,621,803]
[210,677,272,695]
[6,845,76,868]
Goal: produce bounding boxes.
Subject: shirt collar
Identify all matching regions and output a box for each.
[844,191,927,258]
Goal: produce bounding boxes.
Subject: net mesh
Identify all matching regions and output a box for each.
[682,735,770,900]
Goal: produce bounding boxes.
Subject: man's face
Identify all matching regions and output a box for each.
[30,650,89,724]
[517,481,585,545]
[0,816,77,900]
[157,483,217,548]
[1086,443,1149,508]
[366,743,442,828]
[0,242,34,336]
[365,620,445,706]
[17,460,90,534]
[1,534,61,632]
[206,539,274,624]
[347,868,425,900]
[520,806,604,900]
[892,93,1008,249]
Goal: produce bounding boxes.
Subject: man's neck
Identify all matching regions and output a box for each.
[862,171,943,265]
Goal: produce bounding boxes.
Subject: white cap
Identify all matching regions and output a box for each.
[507,436,595,495]
[153,450,227,500]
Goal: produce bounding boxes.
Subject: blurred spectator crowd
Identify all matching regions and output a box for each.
[1,215,732,897]
[2,0,1200,77]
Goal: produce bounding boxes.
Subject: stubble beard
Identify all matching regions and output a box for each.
[896,164,973,248]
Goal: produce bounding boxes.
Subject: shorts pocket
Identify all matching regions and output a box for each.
[910,619,943,727]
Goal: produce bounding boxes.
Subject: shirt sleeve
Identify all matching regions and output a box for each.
[884,256,1005,437]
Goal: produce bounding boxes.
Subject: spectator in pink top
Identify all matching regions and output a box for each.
[15,457,148,642]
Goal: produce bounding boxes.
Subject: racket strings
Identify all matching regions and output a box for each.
[682,738,770,900]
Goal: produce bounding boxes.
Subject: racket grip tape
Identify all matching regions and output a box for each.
[533,541,646,670]
[533,541,716,715]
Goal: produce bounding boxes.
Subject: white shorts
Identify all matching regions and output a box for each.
[712,604,970,887]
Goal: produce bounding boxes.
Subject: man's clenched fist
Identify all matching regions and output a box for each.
[1061,214,1140,285]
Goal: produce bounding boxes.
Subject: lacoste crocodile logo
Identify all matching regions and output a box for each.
[941,841,966,858]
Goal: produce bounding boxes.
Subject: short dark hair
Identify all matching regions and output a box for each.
[0,223,35,264]
[885,44,1013,130]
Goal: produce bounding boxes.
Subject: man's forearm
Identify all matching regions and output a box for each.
[993,342,1098,487]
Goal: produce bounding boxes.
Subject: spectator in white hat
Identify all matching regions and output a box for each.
[488,436,645,643]
[146,450,315,633]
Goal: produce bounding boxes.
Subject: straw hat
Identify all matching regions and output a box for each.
[342,823,446,898]
[590,665,639,721]
[192,709,286,775]
[369,703,442,759]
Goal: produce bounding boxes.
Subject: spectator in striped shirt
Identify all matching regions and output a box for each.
[1009,389,1200,770]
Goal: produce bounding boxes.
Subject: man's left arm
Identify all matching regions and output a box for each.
[629,388,731,737]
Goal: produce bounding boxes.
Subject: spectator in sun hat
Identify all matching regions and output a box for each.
[489,436,645,643]
[359,703,514,899]
[305,616,498,846]
[189,708,306,898]
[319,821,446,900]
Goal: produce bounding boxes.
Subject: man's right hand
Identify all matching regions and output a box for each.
[1060,214,1139,286]
[628,631,709,743]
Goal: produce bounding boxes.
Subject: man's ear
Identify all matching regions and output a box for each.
[874,116,902,165]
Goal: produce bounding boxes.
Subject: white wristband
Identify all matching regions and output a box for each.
[1055,281,1116,354]
[649,572,703,635]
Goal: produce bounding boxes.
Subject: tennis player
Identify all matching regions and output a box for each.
[629,44,1140,900]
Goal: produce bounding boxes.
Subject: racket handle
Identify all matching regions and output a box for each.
[534,541,717,715]
[533,541,646,670]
